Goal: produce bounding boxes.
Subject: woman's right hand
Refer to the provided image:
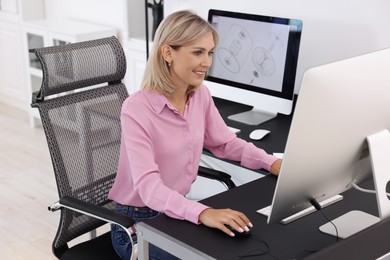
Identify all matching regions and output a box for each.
[198,208,253,237]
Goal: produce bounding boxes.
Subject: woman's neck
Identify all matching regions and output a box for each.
[166,90,188,116]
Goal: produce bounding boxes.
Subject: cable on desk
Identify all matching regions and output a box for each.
[310,198,339,242]
[294,199,341,258]
[238,234,279,259]
[239,199,341,259]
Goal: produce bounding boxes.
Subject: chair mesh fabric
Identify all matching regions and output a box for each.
[31,37,128,258]
[31,36,126,99]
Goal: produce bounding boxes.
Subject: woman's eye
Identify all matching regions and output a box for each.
[194,50,202,56]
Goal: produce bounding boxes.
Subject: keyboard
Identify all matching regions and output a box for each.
[227,126,241,134]
[257,194,343,224]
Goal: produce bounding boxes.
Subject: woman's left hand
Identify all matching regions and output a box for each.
[270,159,282,176]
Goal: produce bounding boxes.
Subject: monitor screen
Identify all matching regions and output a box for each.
[267,48,390,237]
[206,9,302,125]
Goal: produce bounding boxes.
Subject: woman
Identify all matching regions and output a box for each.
[109,10,282,259]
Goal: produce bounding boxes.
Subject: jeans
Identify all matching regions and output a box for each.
[111,203,180,260]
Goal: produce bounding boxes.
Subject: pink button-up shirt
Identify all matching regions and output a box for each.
[108,84,278,224]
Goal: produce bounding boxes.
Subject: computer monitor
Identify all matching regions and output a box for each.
[267,48,390,238]
[206,9,302,125]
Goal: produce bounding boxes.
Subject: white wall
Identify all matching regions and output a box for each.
[165,0,390,93]
[44,0,145,41]
[39,0,390,92]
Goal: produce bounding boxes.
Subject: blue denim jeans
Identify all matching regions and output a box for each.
[111,203,180,260]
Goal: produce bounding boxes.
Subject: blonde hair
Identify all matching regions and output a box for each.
[141,10,218,95]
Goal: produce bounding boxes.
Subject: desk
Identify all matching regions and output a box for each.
[137,97,390,259]
[137,176,390,259]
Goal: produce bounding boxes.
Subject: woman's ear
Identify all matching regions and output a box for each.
[161,44,173,64]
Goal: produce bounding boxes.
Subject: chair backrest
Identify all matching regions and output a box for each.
[31,36,128,257]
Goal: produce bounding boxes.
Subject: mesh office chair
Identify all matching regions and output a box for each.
[31,36,236,260]
[30,36,136,259]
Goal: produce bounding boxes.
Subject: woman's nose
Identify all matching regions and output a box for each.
[201,55,212,67]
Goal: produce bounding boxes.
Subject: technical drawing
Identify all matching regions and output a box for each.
[214,21,288,89]
[217,24,253,73]
[250,30,283,83]
[252,47,275,76]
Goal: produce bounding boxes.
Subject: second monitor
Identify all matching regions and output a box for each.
[206,9,303,125]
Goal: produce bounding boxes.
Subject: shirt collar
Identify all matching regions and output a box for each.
[144,90,166,114]
[144,88,197,114]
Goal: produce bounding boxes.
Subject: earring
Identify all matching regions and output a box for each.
[168,62,172,67]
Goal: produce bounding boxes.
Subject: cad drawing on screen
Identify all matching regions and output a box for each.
[206,9,302,125]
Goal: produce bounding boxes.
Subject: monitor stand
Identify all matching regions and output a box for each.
[319,129,390,239]
[228,107,277,125]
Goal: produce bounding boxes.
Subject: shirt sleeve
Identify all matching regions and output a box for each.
[202,86,278,171]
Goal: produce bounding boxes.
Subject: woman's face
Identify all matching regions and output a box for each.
[170,32,215,90]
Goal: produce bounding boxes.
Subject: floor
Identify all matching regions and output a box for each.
[0,102,108,259]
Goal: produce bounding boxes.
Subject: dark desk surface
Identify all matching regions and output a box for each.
[212,96,293,154]
[143,176,388,260]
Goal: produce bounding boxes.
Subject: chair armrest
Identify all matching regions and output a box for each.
[198,166,236,189]
[53,196,137,259]
[54,196,135,229]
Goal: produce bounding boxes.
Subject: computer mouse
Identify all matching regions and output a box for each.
[249,129,271,140]
[226,225,252,237]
